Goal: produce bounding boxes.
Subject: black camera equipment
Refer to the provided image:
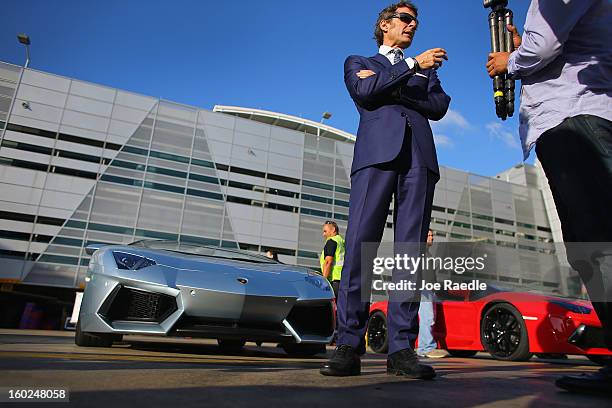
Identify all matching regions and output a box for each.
[484,0,515,120]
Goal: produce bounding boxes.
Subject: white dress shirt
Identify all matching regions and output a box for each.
[378,45,427,78]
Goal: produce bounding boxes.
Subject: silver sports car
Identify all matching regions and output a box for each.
[76,240,335,356]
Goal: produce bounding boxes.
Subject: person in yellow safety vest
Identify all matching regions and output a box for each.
[320,220,345,298]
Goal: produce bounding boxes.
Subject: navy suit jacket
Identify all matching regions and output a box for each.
[344,53,451,176]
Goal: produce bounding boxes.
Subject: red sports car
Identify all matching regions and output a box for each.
[367,286,612,364]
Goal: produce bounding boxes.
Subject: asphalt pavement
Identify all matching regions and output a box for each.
[0,329,609,407]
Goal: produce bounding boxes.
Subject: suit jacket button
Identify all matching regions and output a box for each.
[401,112,406,117]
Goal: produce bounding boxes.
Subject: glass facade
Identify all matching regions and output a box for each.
[0,61,564,294]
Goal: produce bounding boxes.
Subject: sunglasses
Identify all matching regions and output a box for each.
[390,13,419,26]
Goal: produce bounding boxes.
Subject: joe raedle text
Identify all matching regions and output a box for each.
[372,279,487,292]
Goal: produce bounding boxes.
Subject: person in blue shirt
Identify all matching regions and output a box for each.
[487,0,612,395]
[417,230,448,358]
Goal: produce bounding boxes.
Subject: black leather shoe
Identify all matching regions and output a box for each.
[320,345,361,376]
[555,366,612,395]
[387,348,436,379]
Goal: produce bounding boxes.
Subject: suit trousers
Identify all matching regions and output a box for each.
[337,128,437,354]
[535,114,612,349]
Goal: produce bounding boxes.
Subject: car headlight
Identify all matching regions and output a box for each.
[550,300,592,314]
[305,272,332,291]
[113,251,156,270]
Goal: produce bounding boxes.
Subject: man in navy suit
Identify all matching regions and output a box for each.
[320,1,450,378]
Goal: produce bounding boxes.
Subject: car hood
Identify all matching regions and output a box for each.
[100,246,316,282]
[486,291,592,307]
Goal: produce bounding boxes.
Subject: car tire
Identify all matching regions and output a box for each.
[587,355,612,366]
[74,319,119,347]
[447,350,478,358]
[217,338,246,352]
[281,343,326,357]
[481,303,532,361]
[367,311,388,354]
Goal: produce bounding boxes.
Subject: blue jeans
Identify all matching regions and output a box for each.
[417,289,437,354]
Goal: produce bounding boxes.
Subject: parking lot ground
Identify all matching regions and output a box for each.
[0,329,609,407]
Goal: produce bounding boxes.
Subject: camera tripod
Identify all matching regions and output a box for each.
[484,0,515,120]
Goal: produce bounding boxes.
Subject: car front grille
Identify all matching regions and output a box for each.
[99,286,177,323]
[285,301,334,338]
[568,324,607,349]
[170,315,291,341]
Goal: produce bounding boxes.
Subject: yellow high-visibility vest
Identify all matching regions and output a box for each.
[320,234,345,282]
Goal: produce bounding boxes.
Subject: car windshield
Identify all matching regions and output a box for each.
[129,240,279,264]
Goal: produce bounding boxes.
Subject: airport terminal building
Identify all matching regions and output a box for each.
[0,61,571,309]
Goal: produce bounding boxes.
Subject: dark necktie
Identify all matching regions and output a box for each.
[391,49,404,65]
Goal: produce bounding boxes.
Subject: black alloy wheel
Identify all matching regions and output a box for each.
[480,303,532,361]
[74,319,121,347]
[367,311,388,354]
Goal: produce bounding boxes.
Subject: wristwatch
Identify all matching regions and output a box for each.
[410,57,421,72]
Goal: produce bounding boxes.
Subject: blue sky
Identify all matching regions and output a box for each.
[1,0,534,177]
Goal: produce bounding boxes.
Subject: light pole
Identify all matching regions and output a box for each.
[316,111,332,140]
[315,112,332,162]
[17,34,31,68]
[1,34,31,145]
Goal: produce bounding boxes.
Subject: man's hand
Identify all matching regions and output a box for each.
[356,70,376,79]
[507,24,521,49]
[415,48,448,70]
[486,25,520,78]
[486,52,510,77]
[322,256,334,280]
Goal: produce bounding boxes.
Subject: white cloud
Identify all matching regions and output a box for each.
[428,109,469,149]
[431,109,471,131]
[486,122,520,149]
[434,134,454,148]
[441,109,471,129]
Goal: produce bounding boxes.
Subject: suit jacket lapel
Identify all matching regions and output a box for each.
[372,53,391,67]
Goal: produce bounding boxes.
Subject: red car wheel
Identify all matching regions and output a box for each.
[481,303,532,361]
